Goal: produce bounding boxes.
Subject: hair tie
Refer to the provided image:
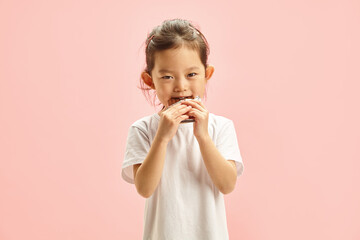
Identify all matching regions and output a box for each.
[189,26,200,35]
[146,34,155,50]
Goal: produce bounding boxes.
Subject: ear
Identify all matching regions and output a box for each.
[205,65,215,82]
[141,71,155,89]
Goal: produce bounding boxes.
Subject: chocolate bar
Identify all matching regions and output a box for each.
[166,96,201,123]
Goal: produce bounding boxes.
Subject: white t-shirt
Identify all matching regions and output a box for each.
[122,112,244,240]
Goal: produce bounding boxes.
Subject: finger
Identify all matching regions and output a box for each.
[172,105,192,118]
[175,114,190,123]
[181,100,205,111]
[165,100,182,110]
[187,108,203,118]
[165,102,188,114]
[195,100,206,109]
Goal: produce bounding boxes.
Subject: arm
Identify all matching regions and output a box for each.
[181,100,238,195]
[133,103,191,198]
[133,134,168,198]
[197,134,237,194]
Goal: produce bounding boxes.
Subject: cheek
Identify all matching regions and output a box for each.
[158,85,173,94]
[156,88,168,95]
[193,81,206,91]
[155,90,170,102]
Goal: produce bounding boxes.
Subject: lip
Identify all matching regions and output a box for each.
[167,95,194,107]
[171,95,193,99]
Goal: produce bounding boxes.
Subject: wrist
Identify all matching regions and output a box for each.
[196,133,211,144]
[154,133,170,145]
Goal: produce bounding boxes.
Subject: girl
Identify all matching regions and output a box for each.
[122,19,244,240]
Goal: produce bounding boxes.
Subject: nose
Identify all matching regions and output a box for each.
[173,77,188,92]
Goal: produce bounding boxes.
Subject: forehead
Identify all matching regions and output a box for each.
[153,46,203,72]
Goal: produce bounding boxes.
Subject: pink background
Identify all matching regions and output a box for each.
[1,0,359,239]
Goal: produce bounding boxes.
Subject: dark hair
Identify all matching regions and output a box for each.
[139,18,210,107]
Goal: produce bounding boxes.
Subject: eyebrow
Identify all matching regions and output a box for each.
[158,66,200,73]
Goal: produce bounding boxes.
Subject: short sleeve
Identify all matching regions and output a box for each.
[121,125,151,184]
[216,120,244,177]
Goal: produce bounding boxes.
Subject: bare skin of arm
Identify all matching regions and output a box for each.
[134,136,237,196]
[132,135,168,198]
[182,100,238,194]
[197,134,237,194]
[133,101,238,197]
[133,103,191,198]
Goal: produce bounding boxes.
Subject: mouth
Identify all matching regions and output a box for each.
[169,95,194,105]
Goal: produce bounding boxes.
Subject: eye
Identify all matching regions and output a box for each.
[188,73,197,77]
[161,76,172,79]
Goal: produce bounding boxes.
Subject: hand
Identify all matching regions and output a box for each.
[181,100,209,140]
[156,102,192,142]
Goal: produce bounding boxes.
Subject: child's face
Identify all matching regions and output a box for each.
[144,45,214,108]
